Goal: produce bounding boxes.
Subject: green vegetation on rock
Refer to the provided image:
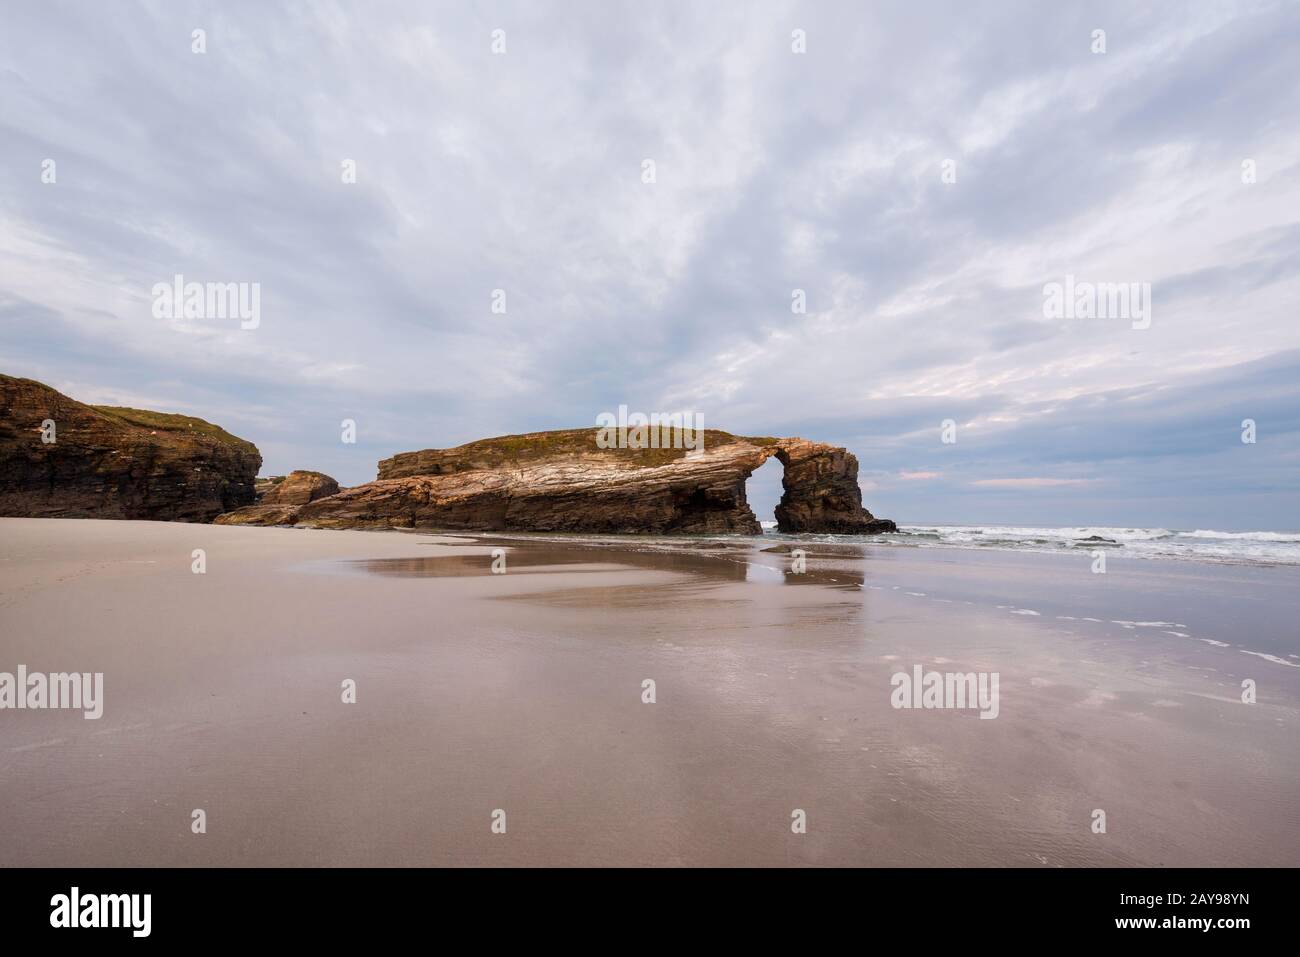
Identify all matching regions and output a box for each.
[90,405,259,455]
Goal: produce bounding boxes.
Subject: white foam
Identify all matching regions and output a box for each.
[1239,650,1300,667]
[890,524,1300,566]
[1181,529,1300,542]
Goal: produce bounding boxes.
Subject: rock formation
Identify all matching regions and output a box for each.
[260,470,340,505]
[0,374,261,522]
[216,470,341,526]
[215,428,895,535]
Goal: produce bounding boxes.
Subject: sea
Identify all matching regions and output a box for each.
[758,522,1300,567]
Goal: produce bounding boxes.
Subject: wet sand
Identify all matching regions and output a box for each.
[0,517,1297,866]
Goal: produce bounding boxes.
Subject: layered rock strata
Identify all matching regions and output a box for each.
[0,374,261,522]
[216,428,895,535]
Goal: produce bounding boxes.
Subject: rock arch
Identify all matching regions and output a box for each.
[765,439,895,534]
[217,429,896,534]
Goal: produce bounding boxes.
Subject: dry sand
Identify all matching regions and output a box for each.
[0,517,1296,866]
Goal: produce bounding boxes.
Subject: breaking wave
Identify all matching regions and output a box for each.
[878,525,1300,566]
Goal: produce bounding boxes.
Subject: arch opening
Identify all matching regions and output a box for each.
[744,454,786,532]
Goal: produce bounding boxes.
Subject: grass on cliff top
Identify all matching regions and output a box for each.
[401,427,781,468]
[3,374,257,455]
[4,374,258,455]
[90,405,259,455]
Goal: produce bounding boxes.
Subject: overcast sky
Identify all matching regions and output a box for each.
[3,1,1298,528]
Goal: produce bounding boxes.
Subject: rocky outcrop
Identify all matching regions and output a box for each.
[0,374,261,522]
[215,428,895,535]
[213,502,304,527]
[772,440,895,534]
[216,470,340,526]
[260,470,339,505]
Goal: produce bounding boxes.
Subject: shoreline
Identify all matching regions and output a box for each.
[1,517,1297,866]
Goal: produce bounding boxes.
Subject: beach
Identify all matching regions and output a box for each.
[1,517,1297,866]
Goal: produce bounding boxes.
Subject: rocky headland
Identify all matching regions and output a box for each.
[0,375,260,522]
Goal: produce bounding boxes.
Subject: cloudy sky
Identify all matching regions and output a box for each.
[3,0,1298,528]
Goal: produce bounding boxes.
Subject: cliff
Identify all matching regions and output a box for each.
[216,428,895,535]
[0,375,261,522]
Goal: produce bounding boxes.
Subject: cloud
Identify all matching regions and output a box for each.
[1,0,1297,528]
[971,478,1097,489]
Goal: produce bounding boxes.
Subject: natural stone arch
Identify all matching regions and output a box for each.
[745,439,894,534]
[217,428,896,534]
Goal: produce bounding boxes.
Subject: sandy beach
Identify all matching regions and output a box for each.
[1,517,1297,866]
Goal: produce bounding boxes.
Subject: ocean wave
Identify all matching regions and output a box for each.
[1179,529,1300,542]
[496,525,1300,568]
[882,524,1300,567]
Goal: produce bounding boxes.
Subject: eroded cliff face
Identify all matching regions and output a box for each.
[0,375,261,522]
[771,440,896,534]
[215,428,895,535]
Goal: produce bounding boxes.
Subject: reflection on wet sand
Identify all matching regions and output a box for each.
[353,537,866,589]
[351,553,611,578]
